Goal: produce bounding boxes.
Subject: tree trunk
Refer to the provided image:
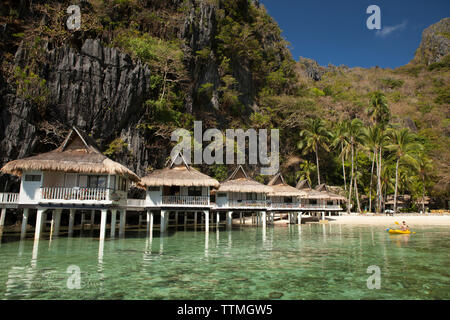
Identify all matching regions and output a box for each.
[342,143,347,191]
[315,145,321,185]
[347,140,354,213]
[394,158,399,214]
[354,150,361,213]
[422,175,425,214]
[378,148,383,213]
[369,149,376,213]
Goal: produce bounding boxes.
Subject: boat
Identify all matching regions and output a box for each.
[386,228,412,234]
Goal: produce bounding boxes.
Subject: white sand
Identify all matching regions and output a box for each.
[328,215,450,226]
[234,214,450,226]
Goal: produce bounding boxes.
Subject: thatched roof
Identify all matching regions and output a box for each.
[139,153,219,188]
[216,166,272,194]
[315,184,347,201]
[1,127,140,182]
[295,179,334,200]
[268,173,308,197]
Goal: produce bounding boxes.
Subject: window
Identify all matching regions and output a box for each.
[188,187,202,197]
[25,174,41,182]
[110,176,116,190]
[87,175,107,188]
[118,177,127,191]
[148,187,160,192]
[217,193,226,198]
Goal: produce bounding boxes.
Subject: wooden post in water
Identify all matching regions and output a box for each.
[175,212,179,227]
[226,211,232,229]
[0,208,6,228]
[184,212,188,228]
[194,212,198,229]
[110,210,117,238]
[99,209,107,240]
[34,208,46,240]
[146,210,153,237]
[204,210,209,230]
[68,209,75,237]
[52,209,62,236]
[160,210,167,232]
[216,212,220,228]
[119,210,126,237]
[20,208,29,239]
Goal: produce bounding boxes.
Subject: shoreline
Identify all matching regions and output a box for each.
[233,214,450,226]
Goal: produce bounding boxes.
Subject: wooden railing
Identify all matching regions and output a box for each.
[301,204,342,210]
[270,202,301,209]
[40,187,108,201]
[227,200,268,207]
[0,192,19,204]
[162,196,209,206]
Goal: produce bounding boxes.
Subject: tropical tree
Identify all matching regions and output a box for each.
[367,91,390,128]
[346,119,365,213]
[386,128,423,213]
[331,120,350,191]
[415,152,433,214]
[298,118,331,185]
[296,160,316,187]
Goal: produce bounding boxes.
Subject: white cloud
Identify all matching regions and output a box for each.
[376,20,408,38]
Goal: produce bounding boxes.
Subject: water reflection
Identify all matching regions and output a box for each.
[0,225,449,299]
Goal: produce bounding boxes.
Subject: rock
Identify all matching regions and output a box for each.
[413,18,450,65]
[298,57,326,81]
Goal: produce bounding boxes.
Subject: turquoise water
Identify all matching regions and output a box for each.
[0,224,449,300]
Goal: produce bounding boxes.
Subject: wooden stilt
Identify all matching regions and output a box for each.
[110,210,117,238]
[34,209,46,240]
[68,209,75,237]
[100,209,107,239]
[0,208,6,228]
[20,208,29,239]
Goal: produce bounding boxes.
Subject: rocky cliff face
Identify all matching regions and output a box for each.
[413,17,450,65]
[0,0,269,190]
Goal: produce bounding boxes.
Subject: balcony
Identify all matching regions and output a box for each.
[222,200,268,208]
[270,202,301,209]
[162,196,210,206]
[0,192,19,204]
[40,187,108,202]
[301,204,342,210]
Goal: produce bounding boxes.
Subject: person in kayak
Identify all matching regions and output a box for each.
[400,221,409,231]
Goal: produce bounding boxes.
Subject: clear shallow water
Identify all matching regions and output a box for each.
[0,224,449,300]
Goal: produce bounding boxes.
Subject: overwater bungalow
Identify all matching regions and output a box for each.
[138,153,220,232]
[295,180,345,218]
[214,165,272,226]
[267,172,307,224]
[0,127,140,239]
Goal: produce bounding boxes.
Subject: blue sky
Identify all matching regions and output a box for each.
[260,0,450,68]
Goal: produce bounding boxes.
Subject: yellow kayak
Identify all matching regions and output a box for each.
[386,228,412,234]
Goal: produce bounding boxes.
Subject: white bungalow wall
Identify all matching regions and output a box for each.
[146,187,162,206]
[19,171,43,204]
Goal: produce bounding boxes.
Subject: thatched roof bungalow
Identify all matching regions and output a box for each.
[215,166,271,209]
[0,127,139,205]
[139,153,219,207]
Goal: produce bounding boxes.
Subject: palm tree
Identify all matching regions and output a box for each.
[386,128,423,213]
[331,121,350,191]
[296,160,316,187]
[415,152,433,214]
[367,91,390,128]
[298,118,331,185]
[346,119,364,213]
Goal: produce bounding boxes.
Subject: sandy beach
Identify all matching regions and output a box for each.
[327,215,450,226]
[233,214,450,226]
